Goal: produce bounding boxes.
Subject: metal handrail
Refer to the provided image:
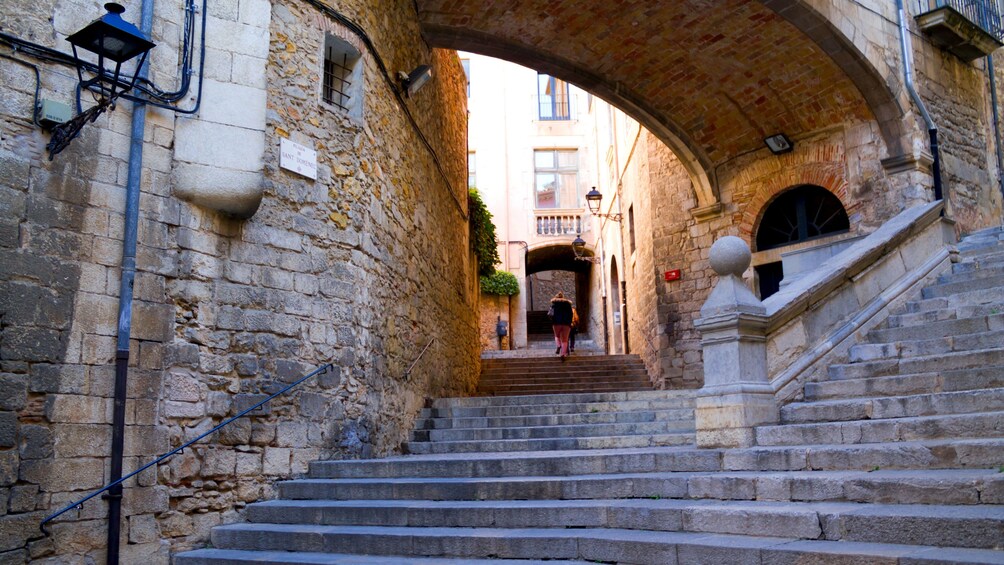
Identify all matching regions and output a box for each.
[39,362,334,535]
[404,338,436,378]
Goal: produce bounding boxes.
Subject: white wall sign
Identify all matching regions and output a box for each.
[280,138,318,180]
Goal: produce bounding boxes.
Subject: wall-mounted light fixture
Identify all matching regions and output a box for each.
[398,65,433,97]
[572,234,602,263]
[584,187,623,222]
[764,133,794,155]
[47,2,155,159]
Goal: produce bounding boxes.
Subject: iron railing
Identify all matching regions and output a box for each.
[917,0,1004,41]
[39,363,334,535]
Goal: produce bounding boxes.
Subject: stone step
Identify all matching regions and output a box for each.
[937,264,1004,285]
[414,408,695,429]
[848,329,1004,363]
[309,440,1004,479]
[905,285,1004,313]
[806,365,1004,401]
[953,250,1004,272]
[886,304,1002,330]
[238,499,1004,550]
[176,549,594,565]
[756,411,1004,446]
[922,274,1004,299]
[782,388,1004,424]
[403,432,695,454]
[410,419,694,442]
[957,229,1004,253]
[478,375,650,387]
[867,315,1003,344]
[481,356,642,369]
[204,523,1004,563]
[428,390,693,408]
[422,398,695,419]
[480,369,649,380]
[277,469,1004,505]
[828,348,1004,381]
[478,384,653,396]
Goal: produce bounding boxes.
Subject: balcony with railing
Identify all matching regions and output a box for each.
[916,0,1004,60]
[534,210,585,236]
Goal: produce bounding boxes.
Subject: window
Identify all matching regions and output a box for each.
[754,185,849,299]
[461,59,471,97]
[534,150,578,209]
[322,34,363,119]
[628,205,636,253]
[755,185,849,251]
[468,152,476,188]
[537,74,571,120]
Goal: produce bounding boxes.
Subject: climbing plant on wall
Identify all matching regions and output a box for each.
[469,188,501,277]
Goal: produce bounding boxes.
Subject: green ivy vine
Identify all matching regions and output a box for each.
[469,188,501,277]
[480,270,520,296]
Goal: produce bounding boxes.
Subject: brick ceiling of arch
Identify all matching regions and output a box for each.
[417,0,903,208]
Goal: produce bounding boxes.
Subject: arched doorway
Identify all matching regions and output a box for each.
[609,257,623,354]
[753,184,850,298]
[525,244,593,350]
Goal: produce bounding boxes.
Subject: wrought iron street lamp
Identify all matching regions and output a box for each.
[47,3,155,159]
[585,187,623,222]
[572,234,602,263]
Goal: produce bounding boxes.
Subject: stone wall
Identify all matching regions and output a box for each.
[528,270,577,311]
[479,294,511,351]
[0,0,475,562]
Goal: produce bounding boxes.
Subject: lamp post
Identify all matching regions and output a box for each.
[572,234,601,263]
[585,187,623,222]
[46,3,155,159]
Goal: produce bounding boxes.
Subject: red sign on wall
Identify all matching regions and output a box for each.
[664,269,681,282]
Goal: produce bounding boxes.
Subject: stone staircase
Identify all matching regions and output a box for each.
[176,228,1004,564]
[477,354,652,396]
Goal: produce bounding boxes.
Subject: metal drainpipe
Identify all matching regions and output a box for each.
[107,0,153,561]
[896,0,944,202]
[987,54,1004,207]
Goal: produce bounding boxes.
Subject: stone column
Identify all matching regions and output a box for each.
[693,236,778,447]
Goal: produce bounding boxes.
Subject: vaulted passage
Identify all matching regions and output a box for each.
[416,0,907,208]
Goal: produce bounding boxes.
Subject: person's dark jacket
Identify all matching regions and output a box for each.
[550,297,573,326]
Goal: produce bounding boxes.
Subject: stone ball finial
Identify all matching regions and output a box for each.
[709,236,751,277]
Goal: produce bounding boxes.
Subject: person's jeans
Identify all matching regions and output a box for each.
[552,324,571,356]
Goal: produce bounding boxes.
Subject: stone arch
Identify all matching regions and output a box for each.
[757,0,909,158]
[736,144,852,240]
[418,0,910,217]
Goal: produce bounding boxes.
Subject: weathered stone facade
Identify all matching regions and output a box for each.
[0,0,474,561]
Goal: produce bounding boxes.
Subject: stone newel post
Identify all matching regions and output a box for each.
[693,236,778,448]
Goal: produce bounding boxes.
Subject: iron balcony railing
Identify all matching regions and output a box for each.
[917,0,1004,41]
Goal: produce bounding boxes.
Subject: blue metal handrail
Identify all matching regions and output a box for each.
[917,0,1004,41]
[39,362,334,535]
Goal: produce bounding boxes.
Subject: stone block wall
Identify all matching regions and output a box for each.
[479,294,511,351]
[0,0,476,562]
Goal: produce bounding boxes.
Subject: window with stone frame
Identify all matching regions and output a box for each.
[533,149,579,209]
[322,33,363,120]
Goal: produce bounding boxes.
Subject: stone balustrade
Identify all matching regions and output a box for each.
[695,201,956,447]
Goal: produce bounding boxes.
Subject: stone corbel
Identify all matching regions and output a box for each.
[173,163,264,219]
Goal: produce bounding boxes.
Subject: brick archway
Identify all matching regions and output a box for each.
[417,0,908,214]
